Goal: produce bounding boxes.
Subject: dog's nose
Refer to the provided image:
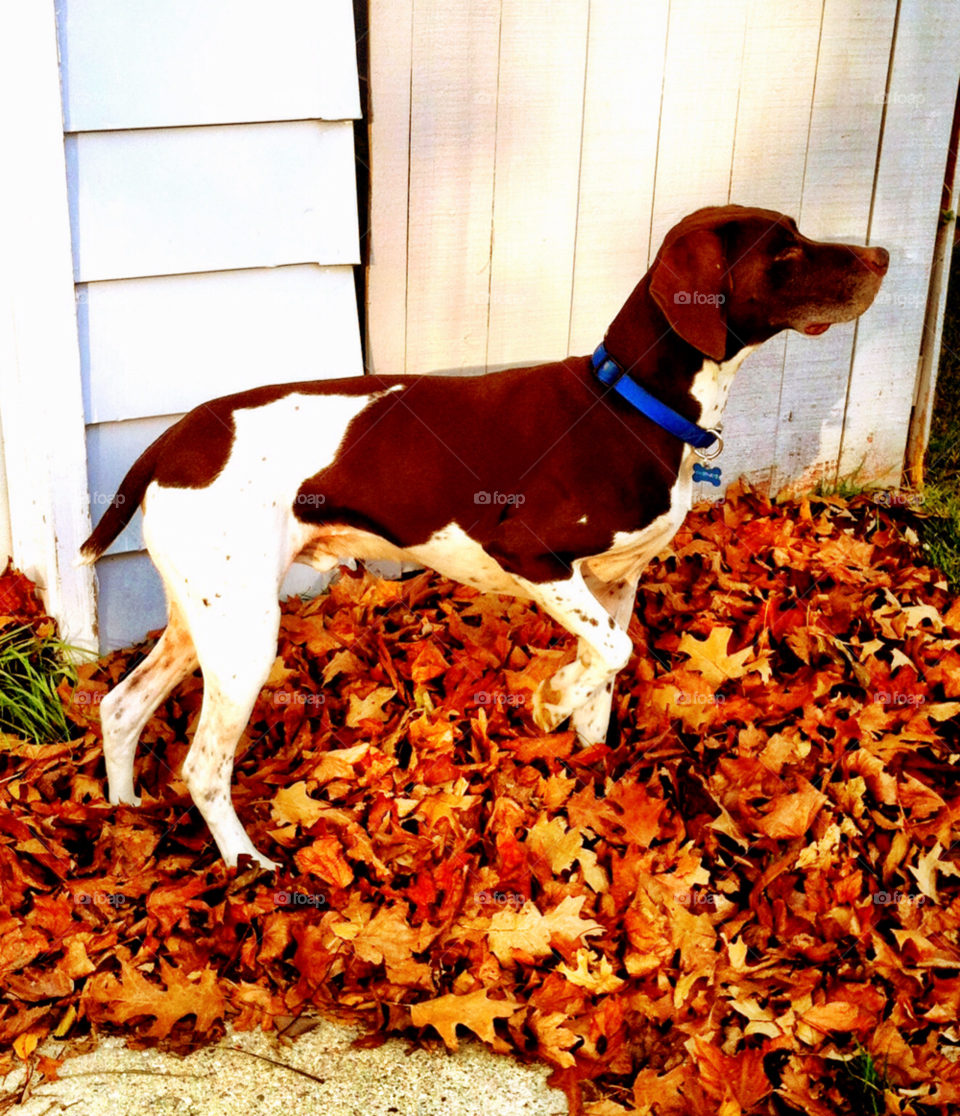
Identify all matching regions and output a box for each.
[861,246,890,275]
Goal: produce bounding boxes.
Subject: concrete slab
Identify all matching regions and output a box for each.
[4,1018,568,1116]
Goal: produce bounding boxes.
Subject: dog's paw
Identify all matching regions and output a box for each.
[224,844,280,872]
[531,687,568,733]
[108,790,142,807]
[251,851,280,873]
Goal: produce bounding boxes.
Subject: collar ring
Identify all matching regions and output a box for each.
[695,429,723,461]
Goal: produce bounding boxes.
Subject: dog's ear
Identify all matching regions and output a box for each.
[649,228,728,361]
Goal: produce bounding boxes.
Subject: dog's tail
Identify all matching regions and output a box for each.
[76,429,170,565]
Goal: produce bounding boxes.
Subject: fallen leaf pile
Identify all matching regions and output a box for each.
[1,481,959,1114]
[0,561,55,640]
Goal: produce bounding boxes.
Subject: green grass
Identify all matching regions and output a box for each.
[917,481,960,588]
[837,1046,890,1115]
[0,624,79,744]
[811,473,869,501]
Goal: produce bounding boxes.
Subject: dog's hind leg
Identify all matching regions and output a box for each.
[101,595,199,806]
[177,591,283,870]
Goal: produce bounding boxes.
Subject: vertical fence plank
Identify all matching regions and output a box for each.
[568,0,668,356]
[405,0,501,374]
[721,0,823,492]
[367,0,414,373]
[772,0,897,495]
[840,0,960,486]
[485,0,589,370]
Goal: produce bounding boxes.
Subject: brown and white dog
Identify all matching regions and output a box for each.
[80,205,888,869]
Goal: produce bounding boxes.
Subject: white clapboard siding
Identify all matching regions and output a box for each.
[772,0,897,495]
[841,0,959,485]
[404,0,500,375]
[367,0,414,375]
[94,553,168,649]
[718,0,846,494]
[67,121,359,283]
[485,0,590,370]
[52,2,363,650]
[58,0,360,131]
[568,0,668,357]
[79,265,362,424]
[85,416,179,555]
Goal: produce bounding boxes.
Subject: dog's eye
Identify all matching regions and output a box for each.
[774,245,803,262]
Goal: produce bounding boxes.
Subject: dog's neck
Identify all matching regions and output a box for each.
[601,272,752,429]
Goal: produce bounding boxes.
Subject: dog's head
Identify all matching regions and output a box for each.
[648,205,889,361]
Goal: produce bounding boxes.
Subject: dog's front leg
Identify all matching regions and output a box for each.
[522,566,633,737]
[568,571,640,744]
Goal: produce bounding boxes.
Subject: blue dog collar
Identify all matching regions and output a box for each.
[592,343,719,450]
[592,343,723,483]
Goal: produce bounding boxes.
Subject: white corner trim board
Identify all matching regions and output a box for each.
[0,2,97,650]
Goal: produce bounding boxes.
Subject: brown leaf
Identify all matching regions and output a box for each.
[410,988,516,1051]
[295,835,355,888]
[756,776,828,839]
[81,957,225,1038]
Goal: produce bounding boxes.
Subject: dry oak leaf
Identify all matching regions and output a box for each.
[410,988,517,1051]
[896,773,947,818]
[263,655,295,687]
[529,1008,579,1068]
[4,968,73,1003]
[345,687,396,728]
[295,835,355,888]
[908,841,960,902]
[755,776,828,839]
[351,902,439,987]
[271,781,325,828]
[80,957,225,1038]
[0,923,48,973]
[415,790,481,829]
[799,1000,869,1036]
[313,742,372,784]
[526,814,583,876]
[632,1064,691,1116]
[321,648,365,684]
[487,895,604,963]
[649,670,723,731]
[676,626,755,687]
[407,640,451,682]
[555,948,625,994]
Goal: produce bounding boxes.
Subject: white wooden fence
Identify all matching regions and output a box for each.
[367,0,960,497]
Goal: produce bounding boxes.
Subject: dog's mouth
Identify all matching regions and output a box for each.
[803,322,831,336]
